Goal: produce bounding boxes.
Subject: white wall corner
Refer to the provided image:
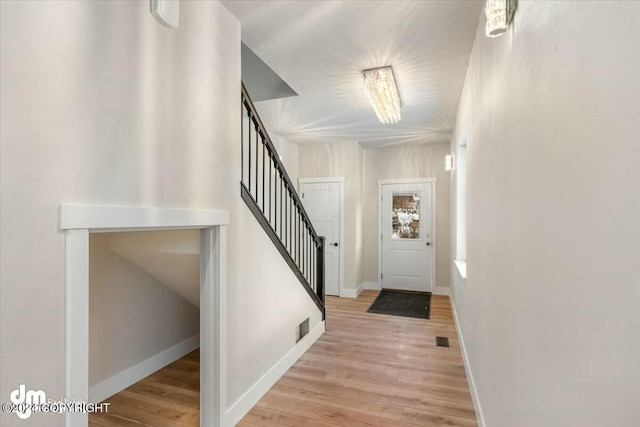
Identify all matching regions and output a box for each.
[89,334,200,403]
[450,299,486,427]
[363,281,381,291]
[222,321,325,427]
[341,283,364,298]
[434,286,451,296]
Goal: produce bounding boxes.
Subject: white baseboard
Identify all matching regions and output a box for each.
[223,321,325,427]
[434,286,451,296]
[340,283,364,298]
[89,334,200,403]
[363,281,381,290]
[450,299,486,427]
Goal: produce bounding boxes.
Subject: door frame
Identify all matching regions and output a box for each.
[377,178,437,292]
[298,177,345,298]
[60,204,229,427]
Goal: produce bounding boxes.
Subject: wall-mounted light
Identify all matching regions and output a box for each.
[363,66,401,124]
[445,154,454,171]
[151,0,180,29]
[485,0,517,37]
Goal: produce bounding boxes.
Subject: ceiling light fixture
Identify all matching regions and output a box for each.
[485,0,517,37]
[363,66,401,124]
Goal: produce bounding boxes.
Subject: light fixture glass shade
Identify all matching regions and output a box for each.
[363,67,401,124]
[445,155,454,171]
[485,0,516,37]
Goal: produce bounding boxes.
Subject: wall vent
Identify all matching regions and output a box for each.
[296,318,310,343]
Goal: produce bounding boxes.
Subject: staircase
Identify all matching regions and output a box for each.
[241,83,326,319]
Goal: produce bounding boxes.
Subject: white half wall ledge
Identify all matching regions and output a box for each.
[59,204,230,231]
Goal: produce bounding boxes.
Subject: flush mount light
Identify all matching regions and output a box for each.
[363,66,401,124]
[485,0,517,37]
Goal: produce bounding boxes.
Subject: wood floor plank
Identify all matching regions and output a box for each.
[402,406,478,427]
[99,350,199,427]
[102,290,477,427]
[242,290,478,427]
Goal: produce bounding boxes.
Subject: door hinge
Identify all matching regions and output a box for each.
[381,273,383,279]
[381,233,383,240]
[302,192,305,198]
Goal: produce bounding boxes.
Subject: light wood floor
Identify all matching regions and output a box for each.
[240,291,477,427]
[89,350,200,427]
[92,290,477,427]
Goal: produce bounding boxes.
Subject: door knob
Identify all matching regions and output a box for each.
[331,242,339,247]
[426,242,431,246]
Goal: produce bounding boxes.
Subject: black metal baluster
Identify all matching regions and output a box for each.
[308,230,311,285]
[241,83,325,320]
[241,102,244,186]
[254,123,259,199]
[268,154,272,222]
[262,139,265,212]
[279,179,283,242]
[317,237,325,304]
[305,225,309,281]
[247,111,252,193]
[288,190,291,252]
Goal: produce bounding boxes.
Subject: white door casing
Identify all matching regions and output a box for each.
[60,204,229,427]
[378,179,436,293]
[299,178,343,296]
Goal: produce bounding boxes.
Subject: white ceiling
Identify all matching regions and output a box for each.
[222,0,483,146]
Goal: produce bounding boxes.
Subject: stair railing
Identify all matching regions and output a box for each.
[240,83,325,319]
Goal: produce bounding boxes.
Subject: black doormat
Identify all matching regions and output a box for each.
[367,289,431,319]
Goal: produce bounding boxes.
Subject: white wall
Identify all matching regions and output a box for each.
[362,143,451,288]
[298,141,363,289]
[109,230,201,307]
[450,2,640,426]
[0,2,321,426]
[89,233,200,387]
[270,133,300,187]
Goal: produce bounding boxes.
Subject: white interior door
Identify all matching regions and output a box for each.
[300,181,341,296]
[381,183,433,292]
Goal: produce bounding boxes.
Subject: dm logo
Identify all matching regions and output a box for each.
[10,384,46,419]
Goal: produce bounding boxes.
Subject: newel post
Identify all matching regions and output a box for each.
[316,236,326,317]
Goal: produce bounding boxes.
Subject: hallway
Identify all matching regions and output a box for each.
[240,290,477,427]
[93,291,476,426]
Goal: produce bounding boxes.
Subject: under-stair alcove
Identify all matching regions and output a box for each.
[89,229,201,425]
[60,204,229,427]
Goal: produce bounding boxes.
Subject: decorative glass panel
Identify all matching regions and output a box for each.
[392,193,420,239]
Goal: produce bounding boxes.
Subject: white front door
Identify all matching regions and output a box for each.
[381,183,433,292]
[300,181,341,296]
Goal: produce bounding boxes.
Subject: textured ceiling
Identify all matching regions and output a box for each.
[222,0,483,146]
